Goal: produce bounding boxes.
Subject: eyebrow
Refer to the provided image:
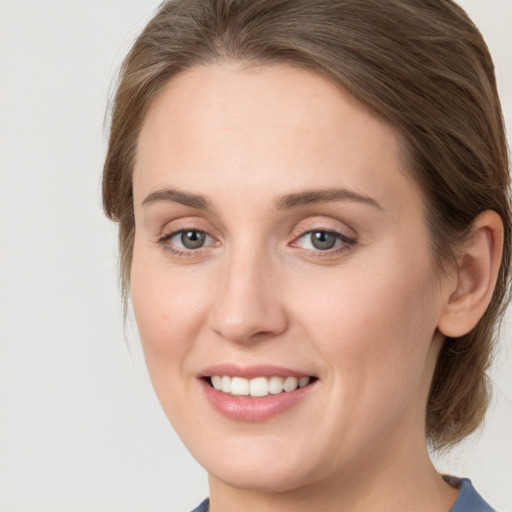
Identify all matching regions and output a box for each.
[142,188,211,209]
[275,188,383,211]
[141,186,383,211]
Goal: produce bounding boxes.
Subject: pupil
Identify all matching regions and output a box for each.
[311,231,336,250]
[181,230,206,249]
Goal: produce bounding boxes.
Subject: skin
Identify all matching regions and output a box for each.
[129,63,498,511]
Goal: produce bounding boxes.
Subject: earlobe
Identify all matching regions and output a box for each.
[437,210,504,338]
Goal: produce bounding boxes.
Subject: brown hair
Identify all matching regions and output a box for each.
[102,0,511,449]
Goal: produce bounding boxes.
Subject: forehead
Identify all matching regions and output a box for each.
[134,63,420,217]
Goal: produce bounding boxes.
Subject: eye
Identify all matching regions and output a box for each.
[160,229,215,252]
[293,230,355,252]
[177,230,207,249]
[307,231,338,250]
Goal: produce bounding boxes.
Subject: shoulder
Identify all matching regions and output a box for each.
[445,476,496,512]
[190,498,209,512]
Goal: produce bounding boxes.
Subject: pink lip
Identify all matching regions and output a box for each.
[200,363,312,379]
[199,364,317,422]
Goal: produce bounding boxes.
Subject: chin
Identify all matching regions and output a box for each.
[208,460,316,494]
[188,435,322,494]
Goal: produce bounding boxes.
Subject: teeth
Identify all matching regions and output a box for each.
[269,376,284,394]
[250,377,269,397]
[210,375,311,397]
[283,376,298,392]
[221,375,231,393]
[231,376,249,396]
[299,376,310,388]
[211,375,222,391]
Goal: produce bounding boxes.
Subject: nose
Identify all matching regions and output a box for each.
[207,250,288,344]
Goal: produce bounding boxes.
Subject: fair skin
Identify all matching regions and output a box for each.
[130,64,502,512]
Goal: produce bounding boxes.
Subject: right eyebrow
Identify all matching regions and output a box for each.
[141,188,211,210]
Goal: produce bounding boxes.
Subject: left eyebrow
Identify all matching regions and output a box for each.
[275,188,384,211]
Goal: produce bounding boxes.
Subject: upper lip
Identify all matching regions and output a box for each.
[199,364,314,379]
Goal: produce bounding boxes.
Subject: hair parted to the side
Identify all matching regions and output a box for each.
[102,0,511,449]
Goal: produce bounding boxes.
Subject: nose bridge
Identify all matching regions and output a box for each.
[208,242,287,343]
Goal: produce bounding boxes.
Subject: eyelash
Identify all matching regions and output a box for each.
[291,227,356,257]
[158,227,216,257]
[157,226,356,258]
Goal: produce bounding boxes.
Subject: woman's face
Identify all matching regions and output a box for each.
[131,64,451,493]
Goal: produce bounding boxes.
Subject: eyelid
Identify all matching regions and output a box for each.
[156,219,220,257]
[161,229,214,244]
[160,227,217,243]
[291,229,355,248]
[156,215,219,241]
[290,218,357,242]
[288,218,357,257]
[155,217,356,256]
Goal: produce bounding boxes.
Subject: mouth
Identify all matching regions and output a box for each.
[199,364,318,421]
[206,375,316,397]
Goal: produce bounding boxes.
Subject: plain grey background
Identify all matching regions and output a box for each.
[0,1,510,511]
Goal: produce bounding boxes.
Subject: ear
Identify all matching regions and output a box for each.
[437,210,504,338]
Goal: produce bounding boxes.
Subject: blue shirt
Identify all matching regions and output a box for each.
[445,477,496,512]
[190,477,495,511]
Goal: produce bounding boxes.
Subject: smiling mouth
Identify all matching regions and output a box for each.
[207,375,316,397]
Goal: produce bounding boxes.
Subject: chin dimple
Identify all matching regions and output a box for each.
[209,375,311,397]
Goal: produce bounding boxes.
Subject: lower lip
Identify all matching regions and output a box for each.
[200,379,315,422]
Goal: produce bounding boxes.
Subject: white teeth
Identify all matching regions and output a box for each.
[250,377,269,397]
[283,376,298,392]
[221,375,231,393]
[211,375,222,391]
[209,375,312,397]
[299,376,310,388]
[231,376,249,396]
[269,376,284,394]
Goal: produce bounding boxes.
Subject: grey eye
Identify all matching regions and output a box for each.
[180,230,206,249]
[310,231,338,250]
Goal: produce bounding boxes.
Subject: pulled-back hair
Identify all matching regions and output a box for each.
[102,0,511,449]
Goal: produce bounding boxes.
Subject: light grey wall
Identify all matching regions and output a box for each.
[0,1,510,511]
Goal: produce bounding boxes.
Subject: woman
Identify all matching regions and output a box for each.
[102,1,511,510]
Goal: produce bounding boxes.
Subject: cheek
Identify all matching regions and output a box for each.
[293,250,440,401]
[130,245,209,384]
